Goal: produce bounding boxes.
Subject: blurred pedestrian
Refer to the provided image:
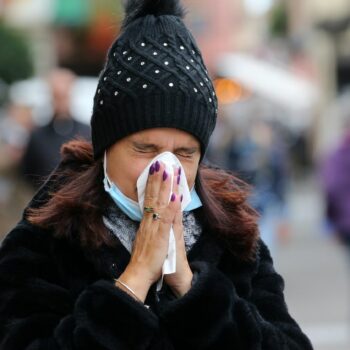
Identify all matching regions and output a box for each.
[205,112,233,168]
[226,118,290,256]
[320,121,350,258]
[0,103,34,167]
[0,102,35,239]
[21,68,90,188]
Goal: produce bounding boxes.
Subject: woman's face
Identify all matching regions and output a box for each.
[106,128,201,201]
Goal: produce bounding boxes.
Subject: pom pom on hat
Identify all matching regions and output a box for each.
[123,0,185,28]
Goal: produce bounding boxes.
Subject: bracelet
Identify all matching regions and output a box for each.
[115,279,150,309]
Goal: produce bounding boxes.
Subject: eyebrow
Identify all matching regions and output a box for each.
[131,141,199,153]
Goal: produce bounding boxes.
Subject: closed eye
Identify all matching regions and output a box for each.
[131,141,199,157]
[134,148,153,153]
[177,153,194,158]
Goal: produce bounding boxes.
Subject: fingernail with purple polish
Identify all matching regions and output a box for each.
[171,193,176,202]
[155,161,160,172]
[180,194,183,202]
[163,170,168,181]
[177,175,180,185]
[149,164,155,175]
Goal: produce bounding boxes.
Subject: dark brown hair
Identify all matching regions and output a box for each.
[26,140,259,261]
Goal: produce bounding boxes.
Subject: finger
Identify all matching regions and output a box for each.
[143,160,163,211]
[156,164,173,210]
[172,165,181,197]
[170,165,182,229]
[173,208,183,238]
[173,207,183,227]
[173,199,183,232]
[172,208,186,255]
[142,161,165,235]
[158,190,181,234]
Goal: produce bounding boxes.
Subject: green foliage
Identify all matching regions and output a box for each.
[269,2,289,38]
[0,22,34,85]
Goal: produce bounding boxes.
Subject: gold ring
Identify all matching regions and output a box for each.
[144,206,154,213]
[152,213,161,221]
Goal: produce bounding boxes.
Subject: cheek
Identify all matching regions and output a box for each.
[127,160,150,188]
[113,158,149,199]
[183,163,199,189]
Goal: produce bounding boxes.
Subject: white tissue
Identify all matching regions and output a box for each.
[136,152,191,290]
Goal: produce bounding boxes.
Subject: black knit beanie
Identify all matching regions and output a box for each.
[91,0,218,161]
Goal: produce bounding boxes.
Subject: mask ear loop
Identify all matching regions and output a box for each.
[103,151,112,189]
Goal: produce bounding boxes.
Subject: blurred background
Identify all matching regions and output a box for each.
[0,0,350,348]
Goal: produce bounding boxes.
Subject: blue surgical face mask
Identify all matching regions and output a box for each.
[104,173,143,221]
[103,152,202,222]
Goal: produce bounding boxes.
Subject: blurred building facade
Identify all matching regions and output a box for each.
[2,0,350,175]
[0,0,123,76]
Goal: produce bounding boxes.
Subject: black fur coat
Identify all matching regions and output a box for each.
[0,164,313,349]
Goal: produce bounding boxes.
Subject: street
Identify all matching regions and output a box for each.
[274,176,350,350]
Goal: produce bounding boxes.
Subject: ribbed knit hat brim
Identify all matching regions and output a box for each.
[91,91,214,159]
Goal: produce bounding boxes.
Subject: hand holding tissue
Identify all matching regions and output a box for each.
[104,151,202,291]
[137,152,194,289]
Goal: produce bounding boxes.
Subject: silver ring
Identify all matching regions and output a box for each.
[152,213,161,221]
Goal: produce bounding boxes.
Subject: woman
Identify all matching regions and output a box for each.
[0,0,312,349]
